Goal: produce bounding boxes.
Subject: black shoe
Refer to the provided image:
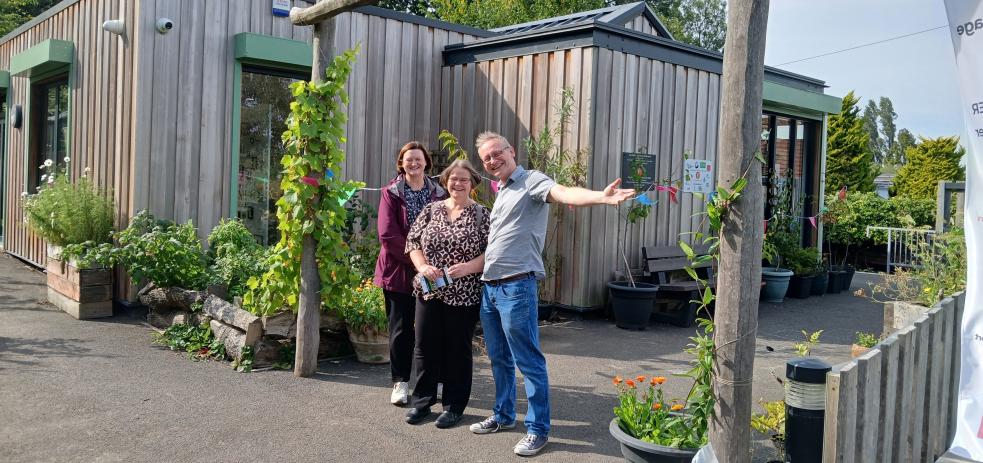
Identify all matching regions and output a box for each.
[435,411,463,429]
[405,407,431,424]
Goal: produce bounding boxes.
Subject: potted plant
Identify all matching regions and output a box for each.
[760,171,797,303]
[23,159,116,319]
[852,331,879,358]
[609,319,714,461]
[810,257,828,296]
[607,159,659,330]
[822,191,856,292]
[785,247,819,299]
[750,400,786,463]
[337,279,389,364]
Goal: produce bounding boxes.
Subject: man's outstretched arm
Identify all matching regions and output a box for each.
[547,178,635,206]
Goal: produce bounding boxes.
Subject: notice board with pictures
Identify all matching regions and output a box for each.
[683,159,714,193]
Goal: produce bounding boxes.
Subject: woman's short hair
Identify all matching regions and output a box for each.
[396,141,433,175]
[439,159,483,190]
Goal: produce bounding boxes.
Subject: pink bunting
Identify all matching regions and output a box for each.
[300,176,319,187]
[808,216,817,229]
[655,185,679,204]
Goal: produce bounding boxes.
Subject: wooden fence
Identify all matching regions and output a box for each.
[822,291,965,462]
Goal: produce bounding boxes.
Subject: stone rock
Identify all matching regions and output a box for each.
[318,329,354,360]
[262,311,297,338]
[253,338,284,367]
[203,295,261,345]
[320,311,346,332]
[139,286,207,312]
[210,320,251,361]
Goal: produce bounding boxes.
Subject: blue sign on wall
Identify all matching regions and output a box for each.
[272,0,291,17]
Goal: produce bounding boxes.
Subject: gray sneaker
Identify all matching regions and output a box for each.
[514,434,548,456]
[469,416,516,434]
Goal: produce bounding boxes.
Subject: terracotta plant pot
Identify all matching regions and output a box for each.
[608,418,699,463]
[348,330,390,364]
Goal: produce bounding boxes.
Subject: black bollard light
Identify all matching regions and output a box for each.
[784,357,831,463]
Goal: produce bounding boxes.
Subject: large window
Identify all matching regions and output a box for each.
[29,76,69,192]
[761,112,817,245]
[236,67,306,245]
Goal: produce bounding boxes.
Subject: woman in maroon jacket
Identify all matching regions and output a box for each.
[374,141,447,406]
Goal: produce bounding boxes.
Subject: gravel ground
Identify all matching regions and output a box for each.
[0,253,884,462]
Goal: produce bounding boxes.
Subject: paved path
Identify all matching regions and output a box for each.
[0,253,883,462]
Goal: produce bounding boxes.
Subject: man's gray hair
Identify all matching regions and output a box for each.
[475,131,511,151]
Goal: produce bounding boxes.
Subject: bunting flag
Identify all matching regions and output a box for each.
[636,193,653,206]
[655,185,679,203]
[300,176,319,187]
[808,216,817,229]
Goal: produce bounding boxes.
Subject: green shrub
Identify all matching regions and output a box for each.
[115,211,211,289]
[785,247,821,276]
[824,192,935,247]
[855,332,879,348]
[336,279,387,335]
[153,323,225,360]
[22,161,114,247]
[207,219,267,298]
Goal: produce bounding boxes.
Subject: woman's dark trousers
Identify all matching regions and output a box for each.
[409,298,480,414]
[384,289,416,383]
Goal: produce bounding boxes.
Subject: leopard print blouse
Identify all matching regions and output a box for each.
[405,201,490,306]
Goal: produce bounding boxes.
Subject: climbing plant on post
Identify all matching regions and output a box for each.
[242,47,363,377]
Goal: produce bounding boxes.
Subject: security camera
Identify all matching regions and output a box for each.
[156,18,174,34]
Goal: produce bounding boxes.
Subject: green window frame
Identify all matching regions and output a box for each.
[230,33,312,245]
[10,39,74,194]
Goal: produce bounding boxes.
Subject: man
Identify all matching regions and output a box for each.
[468,131,634,456]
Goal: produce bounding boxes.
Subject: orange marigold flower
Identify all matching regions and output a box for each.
[626,379,636,388]
[613,376,623,385]
[653,403,662,410]
[671,404,684,411]
[651,376,666,385]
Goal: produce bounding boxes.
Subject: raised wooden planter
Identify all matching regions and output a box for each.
[46,253,113,319]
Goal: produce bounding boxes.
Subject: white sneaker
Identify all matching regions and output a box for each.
[391,382,409,406]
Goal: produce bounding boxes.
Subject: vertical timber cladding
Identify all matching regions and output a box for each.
[588,51,719,308]
[132,5,480,241]
[440,47,596,308]
[0,0,136,267]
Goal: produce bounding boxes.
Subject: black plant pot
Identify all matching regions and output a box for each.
[826,271,844,294]
[839,266,856,292]
[538,303,556,321]
[786,275,813,299]
[609,418,699,463]
[607,281,658,330]
[810,272,828,296]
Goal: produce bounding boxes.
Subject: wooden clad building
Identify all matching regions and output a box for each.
[0,1,840,309]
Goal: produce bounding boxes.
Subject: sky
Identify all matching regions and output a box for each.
[764,0,964,142]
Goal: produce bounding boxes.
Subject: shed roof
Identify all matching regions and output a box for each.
[491,2,672,38]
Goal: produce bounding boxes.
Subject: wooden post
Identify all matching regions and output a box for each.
[289,0,373,377]
[709,0,769,461]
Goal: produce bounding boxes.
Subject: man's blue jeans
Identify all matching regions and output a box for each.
[480,275,550,437]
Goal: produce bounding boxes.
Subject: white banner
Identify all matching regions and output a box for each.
[943,1,983,459]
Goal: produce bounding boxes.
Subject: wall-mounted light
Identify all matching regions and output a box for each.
[102,19,125,36]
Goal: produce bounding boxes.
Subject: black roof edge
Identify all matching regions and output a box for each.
[445,20,826,92]
[0,0,81,46]
[603,2,674,40]
[352,6,495,38]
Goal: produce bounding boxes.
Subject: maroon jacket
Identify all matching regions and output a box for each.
[373,175,447,294]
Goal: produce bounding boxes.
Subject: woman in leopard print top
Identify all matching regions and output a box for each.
[403,159,490,429]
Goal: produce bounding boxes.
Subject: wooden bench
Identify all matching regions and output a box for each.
[641,245,716,327]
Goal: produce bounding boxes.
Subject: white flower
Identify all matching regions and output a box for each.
[40,174,47,181]
[20,192,28,198]
[43,159,53,167]
[84,167,91,173]
[47,177,54,184]
[64,157,71,163]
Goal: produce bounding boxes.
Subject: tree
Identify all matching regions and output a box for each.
[891,136,965,200]
[825,91,877,194]
[655,0,728,51]
[878,96,898,158]
[894,128,916,165]
[0,0,61,37]
[377,0,432,16]
[862,99,884,164]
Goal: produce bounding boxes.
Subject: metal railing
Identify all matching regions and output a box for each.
[865,226,936,274]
